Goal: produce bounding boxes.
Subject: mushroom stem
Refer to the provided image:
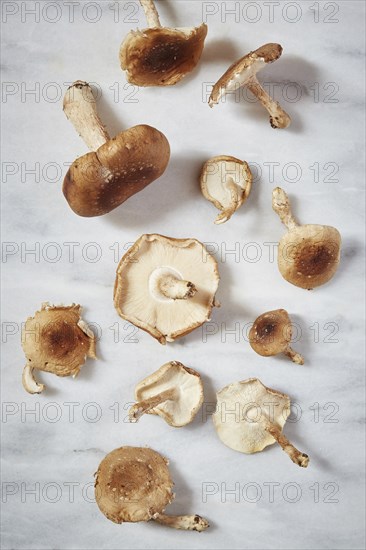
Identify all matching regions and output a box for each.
[153,513,209,531]
[264,423,309,468]
[272,187,299,231]
[284,346,304,365]
[22,365,45,394]
[63,81,110,151]
[159,275,197,300]
[246,77,291,129]
[215,177,240,225]
[129,388,177,421]
[140,0,161,27]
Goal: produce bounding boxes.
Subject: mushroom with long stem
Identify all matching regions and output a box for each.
[21,303,96,394]
[200,155,253,224]
[114,234,220,344]
[213,378,309,468]
[95,446,209,531]
[63,81,170,217]
[272,187,341,289]
[129,361,204,426]
[120,0,208,86]
[249,309,304,365]
[209,43,291,129]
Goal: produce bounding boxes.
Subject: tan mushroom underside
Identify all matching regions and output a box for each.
[278,225,341,289]
[95,447,173,523]
[213,378,290,453]
[114,234,219,344]
[120,25,208,86]
[21,302,96,377]
[134,361,204,427]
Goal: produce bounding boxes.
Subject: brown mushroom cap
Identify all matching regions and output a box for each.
[63,124,170,217]
[114,234,219,344]
[21,303,96,378]
[209,43,283,106]
[278,224,342,289]
[95,447,173,523]
[131,361,204,427]
[200,155,253,224]
[120,24,208,86]
[249,309,291,357]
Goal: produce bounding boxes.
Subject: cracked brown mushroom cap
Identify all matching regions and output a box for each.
[213,378,309,468]
[21,303,96,394]
[95,446,209,531]
[209,43,291,129]
[129,361,204,426]
[249,309,304,365]
[114,234,219,344]
[273,187,341,289]
[200,155,252,224]
[120,0,207,86]
[63,81,170,217]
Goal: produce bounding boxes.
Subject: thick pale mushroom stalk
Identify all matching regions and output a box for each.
[263,420,309,468]
[22,365,45,394]
[154,513,209,531]
[63,81,110,151]
[247,79,291,129]
[284,346,304,365]
[159,275,197,300]
[272,187,299,231]
[215,178,241,224]
[140,0,161,27]
[129,388,177,422]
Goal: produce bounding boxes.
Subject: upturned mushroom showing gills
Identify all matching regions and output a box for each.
[21,303,96,394]
[200,155,253,224]
[213,378,309,468]
[129,361,204,426]
[209,43,291,129]
[273,187,341,289]
[120,0,207,86]
[114,234,219,344]
[95,446,209,531]
[249,309,304,365]
[63,81,170,217]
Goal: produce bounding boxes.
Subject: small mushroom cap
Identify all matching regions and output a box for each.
[135,361,204,427]
[120,24,208,86]
[114,234,219,344]
[278,224,341,289]
[209,43,283,106]
[200,155,252,223]
[63,125,170,217]
[213,378,290,453]
[95,447,173,524]
[21,303,96,377]
[249,309,292,356]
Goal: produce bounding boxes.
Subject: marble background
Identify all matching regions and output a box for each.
[1,1,365,549]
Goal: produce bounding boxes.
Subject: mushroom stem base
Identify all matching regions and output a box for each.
[129,388,177,421]
[153,513,209,531]
[246,77,291,129]
[22,365,45,394]
[159,275,197,300]
[266,425,309,468]
[140,0,161,27]
[285,346,304,365]
[272,187,299,231]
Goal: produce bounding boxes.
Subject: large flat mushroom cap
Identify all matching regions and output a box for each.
[63,125,170,217]
[21,303,96,377]
[209,43,283,106]
[120,24,208,86]
[278,224,341,289]
[114,234,219,344]
[95,447,173,523]
[213,378,290,453]
[135,361,204,426]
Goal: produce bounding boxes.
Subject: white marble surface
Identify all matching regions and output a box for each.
[1,1,365,549]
